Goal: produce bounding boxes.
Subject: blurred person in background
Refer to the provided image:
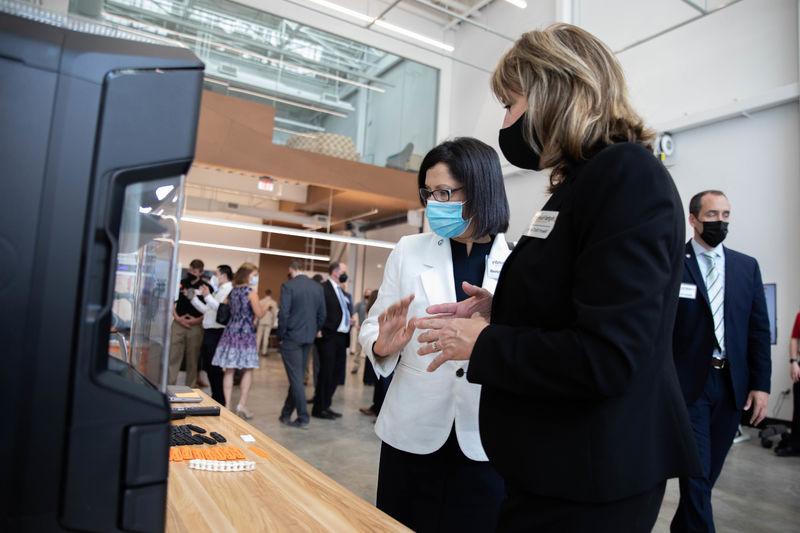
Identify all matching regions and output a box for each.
[191,264,233,405]
[277,261,326,429]
[257,288,278,357]
[168,259,211,386]
[212,262,265,419]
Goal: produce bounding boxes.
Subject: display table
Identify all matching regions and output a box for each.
[166,390,409,532]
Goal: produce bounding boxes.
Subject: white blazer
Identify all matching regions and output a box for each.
[359,232,511,461]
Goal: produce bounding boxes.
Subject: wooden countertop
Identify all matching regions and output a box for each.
[166,390,409,532]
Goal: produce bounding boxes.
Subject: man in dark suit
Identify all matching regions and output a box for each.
[313,262,352,420]
[671,190,771,533]
[277,260,326,429]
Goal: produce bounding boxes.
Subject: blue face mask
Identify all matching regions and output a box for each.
[426,200,470,239]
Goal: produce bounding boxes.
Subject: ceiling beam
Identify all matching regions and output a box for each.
[442,0,494,31]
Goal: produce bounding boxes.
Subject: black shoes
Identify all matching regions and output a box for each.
[312,411,336,420]
[325,409,342,418]
[775,439,800,457]
[280,415,309,429]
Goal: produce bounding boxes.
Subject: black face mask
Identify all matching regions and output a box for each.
[700,221,729,248]
[499,113,541,171]
[339,273,348,283]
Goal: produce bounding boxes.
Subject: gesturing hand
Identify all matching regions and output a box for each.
[416,313,489,372]
[426,282,493,320]
[373,295,417,357]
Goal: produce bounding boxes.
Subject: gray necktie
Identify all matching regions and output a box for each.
[703,251,725,353]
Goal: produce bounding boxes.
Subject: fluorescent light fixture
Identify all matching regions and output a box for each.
[304,0,454,53]
[228,86,348,118]
[155,185,174,201]
[373,20,455,52]
[182,215,396,250]
[180,240,330,262]
[275,117,325,132]
[138,206,153,214]
[305,0,375,23]
[503,0,528,7]
[274,126,317,138]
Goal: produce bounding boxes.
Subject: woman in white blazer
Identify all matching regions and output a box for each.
[359,138,511,532]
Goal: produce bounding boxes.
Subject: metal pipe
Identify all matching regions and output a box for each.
[412,0,515,41]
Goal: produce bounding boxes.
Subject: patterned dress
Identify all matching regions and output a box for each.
[212,286,259,369]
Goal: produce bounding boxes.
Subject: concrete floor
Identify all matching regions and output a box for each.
[201,354,800,532]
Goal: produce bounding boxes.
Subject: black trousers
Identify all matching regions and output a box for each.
[377,429,505,533]
[672,367,740,533]
[792,381,800,442]
[370,373,393,414]
[200,328,224,405]
[498,481,666,533]
[313,333,347,414]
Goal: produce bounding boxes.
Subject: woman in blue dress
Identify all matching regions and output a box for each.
[212,262,266,418]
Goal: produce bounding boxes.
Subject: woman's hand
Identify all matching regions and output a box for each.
[373,295,417,357]
[416,314,489,372]
[791,362,800,383]
[199,284,210,297]
[426,282,493,320]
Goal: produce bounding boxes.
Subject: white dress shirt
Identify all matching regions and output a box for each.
[191,281,233,329]
[692,238,726,359]
[359,232,511,461]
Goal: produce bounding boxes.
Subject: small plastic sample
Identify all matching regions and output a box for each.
[187,459,255,472]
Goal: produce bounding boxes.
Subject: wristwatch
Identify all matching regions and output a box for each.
[791,358,799,365]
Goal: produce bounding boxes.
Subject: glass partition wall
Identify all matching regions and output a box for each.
[75,0,439,170]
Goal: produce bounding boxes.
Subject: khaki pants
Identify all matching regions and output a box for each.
[257,324,271,355]
[350,326,363,372]
[168,321,203,386]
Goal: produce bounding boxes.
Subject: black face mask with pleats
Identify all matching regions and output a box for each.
[701,221,729,247]
[499,113,542,171]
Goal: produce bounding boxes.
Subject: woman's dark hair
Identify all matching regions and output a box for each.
[217,264,233,281]
[418,137,510,238]
[365,290,379,313]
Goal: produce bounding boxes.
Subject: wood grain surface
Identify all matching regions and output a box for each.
[166,390,409,532]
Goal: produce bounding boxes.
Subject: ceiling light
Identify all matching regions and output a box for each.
[182,215,396,250]
[372,20,454,52]
[228,86,348,118]
[274,126,317,138]
[155,185,174,201]
[305,0,375,23]
[503,0,528,8]
[304,0,454,53]
[179,240,330,262]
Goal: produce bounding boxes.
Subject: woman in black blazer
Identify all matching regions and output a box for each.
[416,24,701,532]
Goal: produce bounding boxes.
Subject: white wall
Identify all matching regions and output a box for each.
[669,103,800,420]
[616,0,799,128]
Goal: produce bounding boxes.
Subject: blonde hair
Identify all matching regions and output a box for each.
[233,262,259,286]
[492,23,654,191]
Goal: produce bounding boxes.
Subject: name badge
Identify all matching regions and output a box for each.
[525,211,559,239]
[679,283,697,300]
[487,258,505,280]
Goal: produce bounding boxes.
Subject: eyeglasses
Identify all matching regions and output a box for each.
[419,187,464,204]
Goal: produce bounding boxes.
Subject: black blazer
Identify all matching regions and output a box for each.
[277,275,326,344]
[468,143,701,503]
[673,242,771,406]
[320,280,351,345]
